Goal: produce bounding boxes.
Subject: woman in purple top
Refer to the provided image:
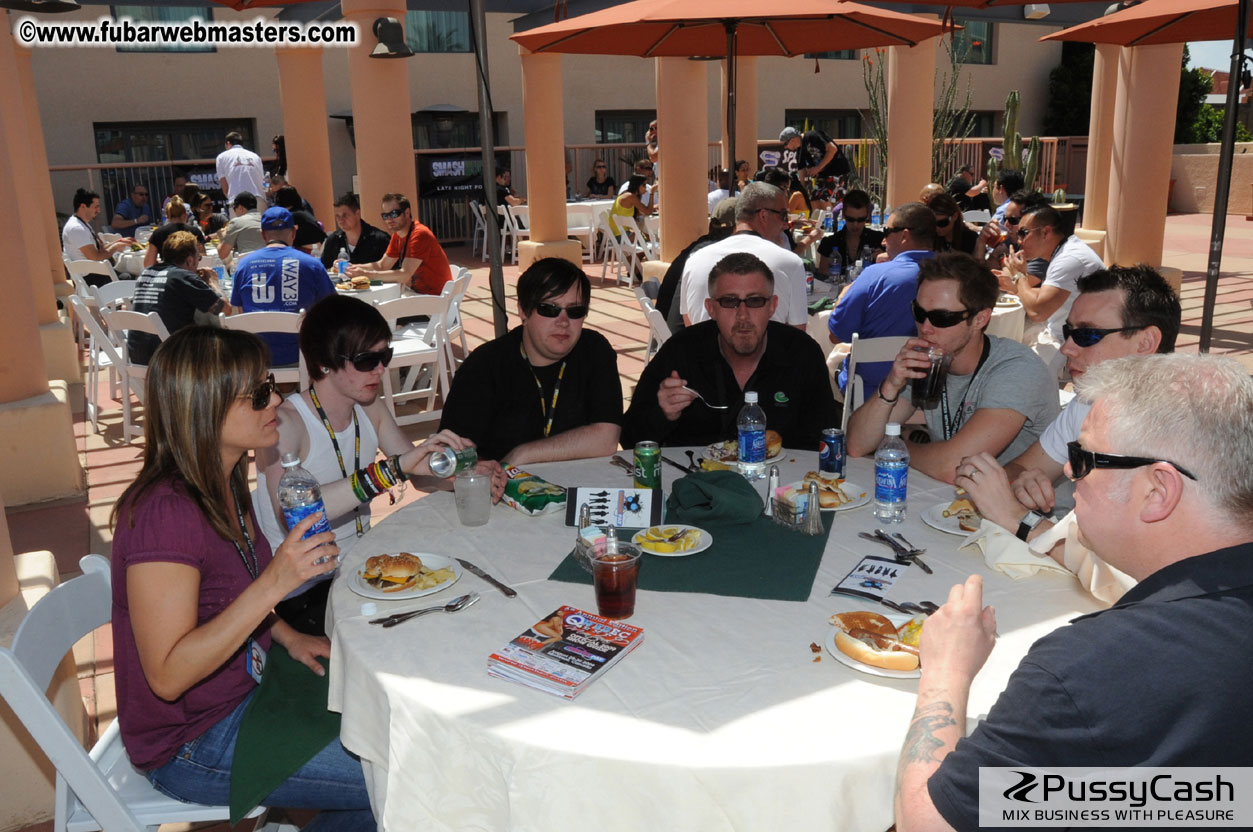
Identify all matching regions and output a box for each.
[110,326,374,830]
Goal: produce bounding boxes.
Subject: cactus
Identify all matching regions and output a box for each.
[988,90,1043,190]
[1023,135,1041,191]
[1053,188,1067,204]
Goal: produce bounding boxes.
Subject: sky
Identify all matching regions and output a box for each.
[1188,41,1241,72]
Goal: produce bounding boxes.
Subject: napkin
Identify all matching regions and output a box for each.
[229,644,341,823]
[665,470,763,526]
[958,518,1071,580]
[808,296,836,314]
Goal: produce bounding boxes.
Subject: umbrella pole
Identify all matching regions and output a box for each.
[1199,0,1253,353]
[471,0,508,337]
[726,21,737,191]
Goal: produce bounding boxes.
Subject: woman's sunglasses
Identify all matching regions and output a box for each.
[339,347,394,372]
[1062,324,1144,348]
[911,301,976,328]
[1066,441,1197,481]
[934,215,952,229]
[245,373,279,410]
[534,302,589,319]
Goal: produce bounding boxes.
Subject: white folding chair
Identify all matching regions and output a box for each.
[635,292,671,363]
[475,202,491,262]
[100,307,169,443]
[440,269,472,375]
[93,280,136,311]
[374,295,450,426]
[598,211,644,286]
[504,205,532,266]
[469,199,487,259]
[68,295,122,436]
[841,332,910,434]
[66,258,121,287]
[566,204,595,263]
[621,216,658,262]
[962,209,992,223]
[219,310,307,389]
[0,554,282,832]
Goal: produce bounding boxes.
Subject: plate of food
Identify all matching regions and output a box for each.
[705,430,784,465]
[995,295,1022,308]
[922,495,982,536]
[336,276,373,292]
[349,552,461,600]
[777,471,870,512]
[632,524,712,557]
[825,610,925,678]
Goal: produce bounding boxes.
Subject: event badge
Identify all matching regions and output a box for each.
[246,638,267,684]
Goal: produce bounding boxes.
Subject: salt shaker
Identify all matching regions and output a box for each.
[802,480,825,536]
[765,465,780,518]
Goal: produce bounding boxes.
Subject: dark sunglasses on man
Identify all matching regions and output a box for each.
[338,347,394,373]
[534,302,589,319]
[1062,323,1145,348]
[843,213,869,224]
[714,295,771,310]
[380,208,405,220]
[911,300,976,328]
[1066,440,1197,481]
[246,373,279,410]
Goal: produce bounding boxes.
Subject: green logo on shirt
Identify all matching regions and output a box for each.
[774,391,789,404]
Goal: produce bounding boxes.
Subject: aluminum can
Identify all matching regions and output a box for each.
[633,441,661,490]
[429,445,478,477]
[819,428,845,479]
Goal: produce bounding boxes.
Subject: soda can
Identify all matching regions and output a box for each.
[633,441,661,490]
[819,428,845,479]
[429,445,479,478]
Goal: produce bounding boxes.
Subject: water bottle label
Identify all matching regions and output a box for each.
[875,464,908,503]
[738,428,766,464]
[282,501,332,539]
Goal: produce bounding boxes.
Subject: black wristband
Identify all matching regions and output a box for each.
[877,383,900,405]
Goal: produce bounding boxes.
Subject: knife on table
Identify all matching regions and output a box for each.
[455,558,517,598]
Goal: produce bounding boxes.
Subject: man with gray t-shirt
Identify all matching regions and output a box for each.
[846,253,1058,484]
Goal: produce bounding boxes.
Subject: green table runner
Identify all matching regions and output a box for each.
[549,514,833,602]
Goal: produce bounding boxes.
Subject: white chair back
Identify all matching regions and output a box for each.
[636,293,671,363]
[0,555,271,832]
[93,280,136,310]
[374,294,451,426]
[66,258,120,284]
[565,204,595,263]
[101,307,169,441]
[441,269,472,374]
[842,332,910,434]
[219,310,307,389]
[963,209,992,223]
[69,294,123,435]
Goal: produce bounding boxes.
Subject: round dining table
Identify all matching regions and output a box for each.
[326,450,1102,831]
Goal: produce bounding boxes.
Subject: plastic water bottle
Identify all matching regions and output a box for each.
[334,246,349,277]
[277,453,333,541]
[823,212,834,232]
[827,256,842,285]
[873,423,909,523]
[736,391,768,481]
[860,244,874,270]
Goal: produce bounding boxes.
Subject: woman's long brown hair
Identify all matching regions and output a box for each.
[112,326,270,544]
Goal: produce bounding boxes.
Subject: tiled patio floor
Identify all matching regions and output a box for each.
[6,211,1251,831]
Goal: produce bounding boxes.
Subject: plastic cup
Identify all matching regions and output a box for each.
[911,347,952,410]
[591,544,642,620]
[454,465,492,526]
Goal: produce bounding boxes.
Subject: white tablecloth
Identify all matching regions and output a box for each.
[988,300,1026,343]
[327,452,1102,831]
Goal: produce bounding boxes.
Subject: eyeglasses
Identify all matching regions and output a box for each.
[1003,215,1022,226]
[911,300,976,328]
[534,302,589,319]
[244,373,278,410]
[714,295,771,310]
[759,207,790,221]
[1016,227,1037,241]
[934,216,952,230]
[882,226,908,237]
[380,209,405,220]
[1066,440,1197,482]
[338,347,394,372]
[594,164,607,169]
[843,214,869,223]
[1062,323,1145,348]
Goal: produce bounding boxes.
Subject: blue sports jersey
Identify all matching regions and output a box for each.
[230,244,335,366]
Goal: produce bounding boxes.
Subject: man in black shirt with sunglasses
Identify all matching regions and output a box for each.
[439,258,622,465]
[622,252,835,450]
[846,254,1057,484]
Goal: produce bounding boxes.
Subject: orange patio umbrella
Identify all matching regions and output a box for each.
[511,0,950,172]
[1044,0,1251,352]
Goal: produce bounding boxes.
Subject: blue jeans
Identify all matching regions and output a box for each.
[148,690,376,832]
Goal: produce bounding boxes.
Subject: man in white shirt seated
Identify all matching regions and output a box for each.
[62,187,132,285]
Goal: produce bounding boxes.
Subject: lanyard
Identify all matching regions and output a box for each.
[308,385,363,537]
[939,335,991,441]
[519,343,566,438]
[230,486,260,580]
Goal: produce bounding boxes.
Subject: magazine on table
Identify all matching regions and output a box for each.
[487,606,645,699]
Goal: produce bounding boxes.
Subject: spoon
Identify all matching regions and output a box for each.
[372,592,480,627]
[683,386,729,410]
[685,450,700,471]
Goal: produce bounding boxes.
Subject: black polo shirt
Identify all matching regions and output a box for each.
[319,221,392,269]
[621,320,836,450]
[928,541,1253,831]
[439,326,623,462]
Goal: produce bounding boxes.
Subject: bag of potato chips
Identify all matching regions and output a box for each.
[502,464,567,516]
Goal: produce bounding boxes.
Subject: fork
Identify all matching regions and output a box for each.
[683,386,729,410]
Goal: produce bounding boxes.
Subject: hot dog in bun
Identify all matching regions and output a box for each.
[828,611,921,671]
[362,552,424,593]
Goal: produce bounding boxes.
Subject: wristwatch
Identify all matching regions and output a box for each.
[1015,510,1046,542]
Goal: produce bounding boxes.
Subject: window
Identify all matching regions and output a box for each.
[412,111,504,150]
[595,110,655,144]
[94,120,254,164]
[970,111,1000,138]
[784,110,863,140]
[112,5,213,53]
[803,50,858,60]
[954,20,994,65]
[405,11,471,53]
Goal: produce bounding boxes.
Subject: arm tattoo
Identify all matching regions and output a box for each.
[902,700,958,766]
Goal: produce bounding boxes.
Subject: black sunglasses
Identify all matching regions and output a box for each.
[911,300,976,328]
[380,209,405,220]
[882,226,907,237]
[1062,323,1145,348]
[1016,227,1036,241]
[1003,215,1022,226]
[934,215,952,229]
[338,347,394,372]
[1066,440,1197,482]
[245,373,278,410]
[843,214,869,223]
[714,295,771,310]
[534,302,589,319]
[759,207,790,221]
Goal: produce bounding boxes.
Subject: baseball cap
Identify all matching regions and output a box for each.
[712,197,738,228]
[778,126,801,143]
[260,206,294,230]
